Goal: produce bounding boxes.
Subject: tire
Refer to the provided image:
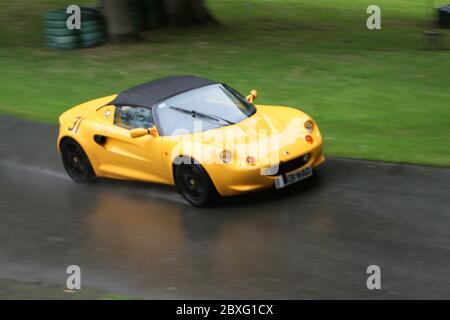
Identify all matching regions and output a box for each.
[47,41,80,50]
[174,160,218,207]
[44,7,101,22]
[80,31,105,42]
[80,23,103,33]
[61,139,95,183]
[46,35,79,45]
[45,20,68,28]
[45,27,80,36]
[44,10,68,21]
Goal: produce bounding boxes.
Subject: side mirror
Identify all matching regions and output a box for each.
[130,127,159,138]
[130,128,149,138]
[246,89,258,103]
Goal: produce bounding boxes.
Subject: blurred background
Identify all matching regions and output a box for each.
[1,0,450,300]
[0,0,449,166]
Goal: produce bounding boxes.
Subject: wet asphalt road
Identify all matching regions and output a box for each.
[0,115,449,299]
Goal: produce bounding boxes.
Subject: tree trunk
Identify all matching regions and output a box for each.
[101,0,139,42]
[191,0,218,25]
[162,0,190,26]
[100,0,218,42]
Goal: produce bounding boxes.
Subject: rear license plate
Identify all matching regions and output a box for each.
[274,166,313,189]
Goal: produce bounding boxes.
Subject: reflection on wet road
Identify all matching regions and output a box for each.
[1,115,450,298]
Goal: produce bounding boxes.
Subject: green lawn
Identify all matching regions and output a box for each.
[1,0,449,165]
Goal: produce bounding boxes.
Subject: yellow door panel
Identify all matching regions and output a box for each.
[92,123,168,184]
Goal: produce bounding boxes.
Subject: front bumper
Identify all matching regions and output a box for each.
[207,143,325,196]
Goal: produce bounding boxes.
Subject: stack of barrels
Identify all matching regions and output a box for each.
[44,7,106,49]
[44,2,163,49]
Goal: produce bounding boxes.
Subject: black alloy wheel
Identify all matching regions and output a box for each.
[61,139,95,183]
[174,162,217,207]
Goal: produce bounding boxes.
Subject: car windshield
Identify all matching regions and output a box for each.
[153,84,256,136]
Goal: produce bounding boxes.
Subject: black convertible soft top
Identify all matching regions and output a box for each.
[110,75,217,107]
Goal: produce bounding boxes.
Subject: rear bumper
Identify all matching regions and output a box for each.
[208,143,325,196]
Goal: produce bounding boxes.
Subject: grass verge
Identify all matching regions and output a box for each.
[0,0,449,165]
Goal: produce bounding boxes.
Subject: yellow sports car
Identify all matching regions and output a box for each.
[57,75,325,206]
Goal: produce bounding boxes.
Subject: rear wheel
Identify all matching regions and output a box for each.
[61,139,95,183]
[174,161,217,207]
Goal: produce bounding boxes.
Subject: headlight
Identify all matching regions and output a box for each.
[304,120,314,133]
[219,150,233,164]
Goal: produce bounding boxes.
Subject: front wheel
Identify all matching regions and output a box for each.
[61,139,95,183]
[174,162,217,207]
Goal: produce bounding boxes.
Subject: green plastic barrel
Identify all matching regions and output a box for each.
[43,7,106,49]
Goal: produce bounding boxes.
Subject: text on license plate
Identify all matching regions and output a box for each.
[274,166,313,189]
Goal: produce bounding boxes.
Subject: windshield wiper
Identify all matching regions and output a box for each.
[169,106,235,125]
